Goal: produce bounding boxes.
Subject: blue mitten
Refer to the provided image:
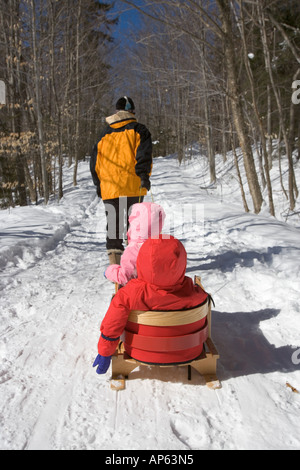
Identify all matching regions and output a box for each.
[93,354,111,374]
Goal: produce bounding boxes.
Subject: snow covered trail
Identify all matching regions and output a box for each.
[0,188,109,449]
[1,156,300,450]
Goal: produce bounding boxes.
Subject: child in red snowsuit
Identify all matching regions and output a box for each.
[93,235,208,374]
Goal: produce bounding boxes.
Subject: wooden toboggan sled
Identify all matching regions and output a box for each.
[110,276,221,391]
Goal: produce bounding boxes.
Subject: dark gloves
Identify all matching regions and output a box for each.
[140,176,151,191]
[93,354,111,374]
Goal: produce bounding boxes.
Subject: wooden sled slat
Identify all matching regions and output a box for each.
[110,375,126,391]
[110,337,221,390]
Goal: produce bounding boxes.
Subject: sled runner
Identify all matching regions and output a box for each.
[110,276,221,391]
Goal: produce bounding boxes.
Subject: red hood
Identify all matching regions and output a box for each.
[136,235,187,288]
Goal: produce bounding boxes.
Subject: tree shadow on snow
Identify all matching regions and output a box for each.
[186,246,283,273]
[212,308,300,381]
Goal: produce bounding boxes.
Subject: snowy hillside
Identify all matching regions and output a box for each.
[0,149,300,450]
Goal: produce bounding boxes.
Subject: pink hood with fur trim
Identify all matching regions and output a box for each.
[105,202,166,285]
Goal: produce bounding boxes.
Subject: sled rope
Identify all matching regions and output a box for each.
[139,187,154,203]
[150,188,154,202]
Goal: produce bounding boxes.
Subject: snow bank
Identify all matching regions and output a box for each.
[0,164,95,274]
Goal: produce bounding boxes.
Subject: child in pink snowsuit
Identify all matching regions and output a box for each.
[105,202,166,286]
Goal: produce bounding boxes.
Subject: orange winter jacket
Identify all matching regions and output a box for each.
[90,111,152,200]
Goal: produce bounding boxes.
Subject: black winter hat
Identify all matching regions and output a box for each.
[116,96,135,112]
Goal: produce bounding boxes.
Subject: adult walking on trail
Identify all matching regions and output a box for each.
[90,96,153,265]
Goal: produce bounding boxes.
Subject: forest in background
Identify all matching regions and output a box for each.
[0,0,300,219]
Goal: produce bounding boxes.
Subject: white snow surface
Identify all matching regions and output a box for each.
[1,149,300,450]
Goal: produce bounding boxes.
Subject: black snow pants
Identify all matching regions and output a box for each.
[103,196,143,252]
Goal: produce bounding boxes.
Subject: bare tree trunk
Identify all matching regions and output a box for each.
[204,90,215,183]
[277,126,288,200]
[73,0,82,186]
[202,60,215,182]
[217,0,263,213]
[48,0,63,200]
[221,94,227,162]
[239,1,275,216]
[227,98,249,213]
[267,85,272,169]
[30,0,49,203]
[23,156,36,203]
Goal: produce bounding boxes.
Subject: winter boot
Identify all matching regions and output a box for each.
[107,249,122,265]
